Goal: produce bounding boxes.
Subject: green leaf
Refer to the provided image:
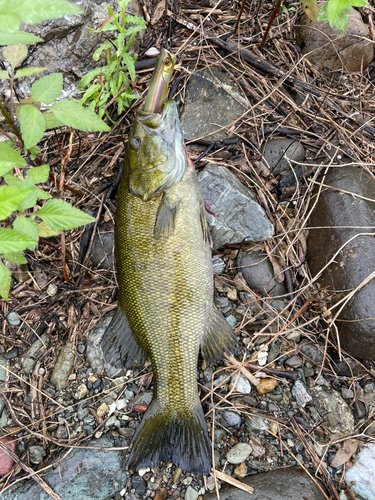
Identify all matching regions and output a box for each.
[0,185,34,220]
[36,199,96,230]
[77,67,103,88]
[28,145,41,160]
[16,0,84,25]
[37,221,60,237]
[44,112,63,129]
[3,43,27,69]
[35,188,52,200]
[121,51,136,80]
[17,188,38,211]
[93,41,112,61]
[0,11,20,32]
[0,31,43,46]
[3,173,20,186]
[26,164,50,183]
[0,260,11,301]
[0,228,36,254]
[0,70,9,78]
[3,251,27,264]
[31,73,63,104]
[19,104,46,149]
[50,99,110,132]
[0,142,27,176]
[13,215,39,250]
[14,67,47,79]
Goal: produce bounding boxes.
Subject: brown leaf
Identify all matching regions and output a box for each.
[330,439,359,468]
[151,0,165,25]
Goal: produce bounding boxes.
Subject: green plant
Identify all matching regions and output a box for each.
[77,0,146,123]
[0,0,114,301]
[317,0,367,33]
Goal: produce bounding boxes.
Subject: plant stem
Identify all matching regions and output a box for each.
[0,99,23,143]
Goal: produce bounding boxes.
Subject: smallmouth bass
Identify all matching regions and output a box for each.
[102,49,236,474]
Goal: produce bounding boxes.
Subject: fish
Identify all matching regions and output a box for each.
[102,49,236,475]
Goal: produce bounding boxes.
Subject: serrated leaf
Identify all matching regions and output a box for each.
[17,188,38,211]
[0,142,27,176]
[37,221,61,237]
[31,73,63,104]
[3,251,27,264]
[3,174,20,186]
[3,43,27,69]
[0,185,34,220]
[0,70,9,79]
[36,199,96,230]
[26,164,50,184]
[13,215,39,250]
[17,0,84,25]
[0,260,11,301]
[0,11,20,32]
[0,31,43,46]
[0,228,35,254]
[50,99,110,132]
[44,112,64,130]
[19,104,46,149]
[14,67,47,79]
[35,188,52,200]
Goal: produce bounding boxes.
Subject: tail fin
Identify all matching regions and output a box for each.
[126,400,211,475]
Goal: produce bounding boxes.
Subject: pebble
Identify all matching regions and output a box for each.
[221,410,242,427]
[185,485,199,500]
[226,315,236,328]
[353,399,366,419]
[77,343,85,354]
[230,373,251,394]
[54,425,68,440]
[227,289,237,301]
[7,312,21,326]
[245,416,270,432]
[133,391,153,407]
[0,437,17,474]
[29,445,46,465]
[249,436,265,458]
[214,296,229,309]
[233,462,247,479]
[4,347,19,359]
[38,367,45,376]
[300,343,323,363]
[105,415,118,428]
[227,443,252,464]
[256,378,278,394]
[116,398,127,411]
[173,468,182,485]
[50,342,75,390]
[257,350,268,366]
[132,475,147,496]
[97,402,109,417]
[212,257,226,273]
[47,283,58,296]
[292,380,312,407]
[68,373,76,381]
[75,384,88,400]
[285,355,302,368]
[206,476,216,491]
[311,386,354,436]
[345,443,375,499]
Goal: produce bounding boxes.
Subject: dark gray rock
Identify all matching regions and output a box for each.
[237,249,286,297]
[307,166,375,360]
[1,435,126,500]
[181,67,249,141]
[90,230,115,269]
[202,466,327,500]
[132,390,153,407]
[21,333,49,376]
[198,165,274,250]
[28,445,46,465]
[12,0,144,99]
[310,385,354,436]
[86,311,124,378]
[263,139,305,176]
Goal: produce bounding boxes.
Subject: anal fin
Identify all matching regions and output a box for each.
[102,306,146,371]
[201,307,237,364]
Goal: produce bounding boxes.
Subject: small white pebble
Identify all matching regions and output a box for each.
[138,467,150,477]
[47,283,58,297]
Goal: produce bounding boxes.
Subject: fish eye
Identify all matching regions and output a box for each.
[164,57,170,66]
[130,137,141,149]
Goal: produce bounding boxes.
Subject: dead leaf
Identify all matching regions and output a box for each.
[151,0,165,25]
[330,439,359,468]
[300,0,319,22]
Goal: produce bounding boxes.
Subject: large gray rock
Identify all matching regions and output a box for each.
[296,7,373,72]
[9,0,144,99]
[345,443,375,500]
[263,138,305,177]
[237,249,286,297]
[310,385,354,436]
[181,67,249,141]
[307,166,375,360]
[198,165,274,250]
[1,435,126,500]
[202,466,326,500]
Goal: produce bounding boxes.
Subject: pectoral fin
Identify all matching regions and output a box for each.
[154,192,180,239]
[201,307,237,364]
[200,203,211,246]
[102,306,146,370]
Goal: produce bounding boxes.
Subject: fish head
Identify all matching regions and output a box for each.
[125,100,187,201]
